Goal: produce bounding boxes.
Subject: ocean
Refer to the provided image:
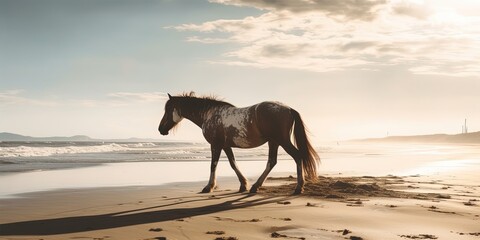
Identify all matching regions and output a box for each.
[1,141,479,198]
[0,141,273,172]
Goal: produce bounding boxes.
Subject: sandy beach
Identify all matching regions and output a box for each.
[1,171,479,240]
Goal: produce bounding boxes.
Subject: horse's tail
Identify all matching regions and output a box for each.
[290,109,320,181]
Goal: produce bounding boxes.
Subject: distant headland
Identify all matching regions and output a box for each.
[0,132,165,142]
[354,131,480,144]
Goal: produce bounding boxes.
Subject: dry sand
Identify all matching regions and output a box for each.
[0,174,479,240]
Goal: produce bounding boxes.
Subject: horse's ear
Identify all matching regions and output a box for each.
[168,93,172,99]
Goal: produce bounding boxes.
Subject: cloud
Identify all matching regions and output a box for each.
[391,0,433,19]
[0,90,59,106]
[175,18,257,32]
[0,90,22,105]
[210,0,388,21]
[186,36,232,44]
[410,61,480,77]
[173,0,480,77]
[108,92,168,103]
[0,90,169,108]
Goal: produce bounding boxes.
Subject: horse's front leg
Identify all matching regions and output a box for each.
[201,145,222,193]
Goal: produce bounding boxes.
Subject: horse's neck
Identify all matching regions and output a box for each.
[181,103,231,128]
[179,102,215,128]
[180,109,203,128]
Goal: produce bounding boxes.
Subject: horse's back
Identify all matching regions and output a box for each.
[255,102,294,142]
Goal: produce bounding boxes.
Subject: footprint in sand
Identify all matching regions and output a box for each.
[214,216,261,222]
[267,216,292,221]
[206,230,225,235]
[214,237,238,240]
[149,228,163,232]
[399,234,438,239]
[457,232,480,236]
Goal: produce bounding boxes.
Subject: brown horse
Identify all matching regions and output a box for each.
[158,92,320,194]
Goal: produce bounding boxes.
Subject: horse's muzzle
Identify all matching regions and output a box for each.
[159,129,169,136]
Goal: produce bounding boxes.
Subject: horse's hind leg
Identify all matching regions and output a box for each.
[224,147,248,192]
[281,142,304,195]
[250,141,279,193]
[201,145,222,193]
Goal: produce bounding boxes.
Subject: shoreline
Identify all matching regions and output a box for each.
[0,158,296,175]
[0,160,300,199]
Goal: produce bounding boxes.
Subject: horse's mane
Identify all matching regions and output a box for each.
[176,91,234,107]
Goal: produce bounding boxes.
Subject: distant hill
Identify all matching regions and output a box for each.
[0,132,96,142]
[0,132,163,142]
[355,131,480,144]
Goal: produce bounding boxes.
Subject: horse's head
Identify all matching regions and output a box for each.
[158,93,183,136]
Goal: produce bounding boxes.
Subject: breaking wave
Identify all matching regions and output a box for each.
[0,143,129,158]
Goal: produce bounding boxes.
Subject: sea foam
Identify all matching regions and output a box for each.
[0,143,129,158]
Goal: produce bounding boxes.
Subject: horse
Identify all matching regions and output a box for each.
[158,92,320,194]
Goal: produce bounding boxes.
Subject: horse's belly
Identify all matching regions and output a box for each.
[230,134,265,148]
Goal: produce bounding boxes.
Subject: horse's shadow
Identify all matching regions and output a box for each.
[0,192,293,236]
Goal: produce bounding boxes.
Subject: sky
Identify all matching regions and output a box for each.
[1,0,479,143]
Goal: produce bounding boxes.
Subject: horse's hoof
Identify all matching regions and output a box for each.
[239,185,248,193]
[293,188,303,195]
[249,183,260,193]
[201,187,212,193]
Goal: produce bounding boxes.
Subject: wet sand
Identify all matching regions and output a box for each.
[1,173,479,240]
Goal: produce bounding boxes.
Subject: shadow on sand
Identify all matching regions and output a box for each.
[0,192,293,236]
